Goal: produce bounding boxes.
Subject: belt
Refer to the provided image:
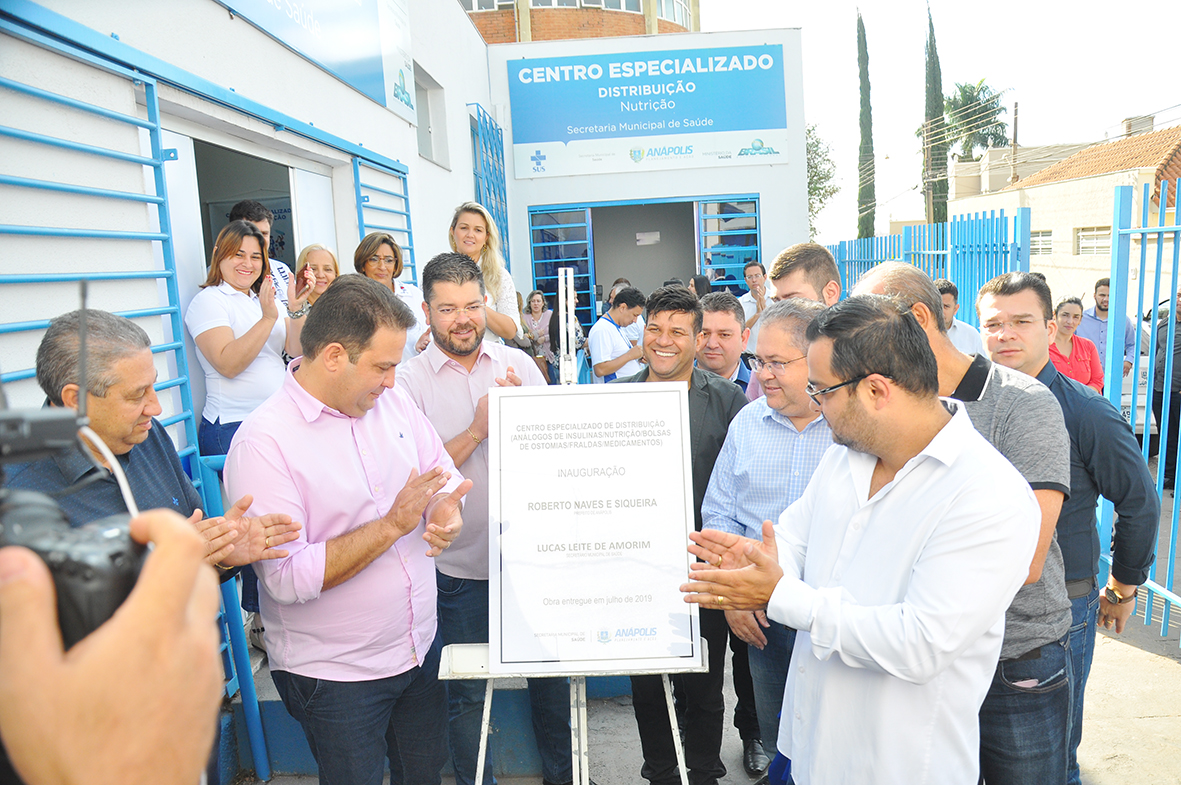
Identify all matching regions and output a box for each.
[1007,646,1042,662]
[1065,577,1097,599]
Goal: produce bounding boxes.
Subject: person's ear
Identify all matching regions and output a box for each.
[59,384,80,410]
[823,281,841,307]
[321,342,349,372]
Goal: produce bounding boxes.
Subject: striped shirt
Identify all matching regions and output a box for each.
[702,397,832,540]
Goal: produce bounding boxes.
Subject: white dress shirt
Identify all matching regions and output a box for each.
[767,402,1039,784]
[946,318,983,356]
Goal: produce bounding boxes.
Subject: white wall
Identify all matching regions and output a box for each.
[487,29,808,294]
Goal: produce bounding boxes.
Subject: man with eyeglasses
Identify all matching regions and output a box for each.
[701,299,830,778]
[853,263,1072,783]
[681,295,1041,785]
[396,253,574,785]
[977,272,1158,785]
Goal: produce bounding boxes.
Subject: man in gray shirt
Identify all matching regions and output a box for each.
[856,264,1072,783]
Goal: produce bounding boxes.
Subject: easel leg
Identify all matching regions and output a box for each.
[663,674,690,785]
[570,676,590,785]
[475,680,494,785]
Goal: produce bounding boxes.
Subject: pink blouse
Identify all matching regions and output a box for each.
[1049,334,1104,392]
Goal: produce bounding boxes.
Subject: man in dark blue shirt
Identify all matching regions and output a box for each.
[978,273,1159,785]
[5,309,300,569]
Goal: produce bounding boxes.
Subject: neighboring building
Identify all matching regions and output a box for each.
[461,0,697,44]
[948,144,1091,201]
[950,123,1181,307]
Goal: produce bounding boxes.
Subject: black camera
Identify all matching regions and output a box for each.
[0,384,147,650]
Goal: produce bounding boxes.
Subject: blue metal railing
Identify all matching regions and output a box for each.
[469,103,511,270]
[700,197,760,290]
[828,209,1030,325]
[529,207,596,329]
[1104,181,1181,641]
[0,23,270,779]
[353,157,417,282]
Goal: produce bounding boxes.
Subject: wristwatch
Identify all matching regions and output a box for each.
[1104,585,1138,604]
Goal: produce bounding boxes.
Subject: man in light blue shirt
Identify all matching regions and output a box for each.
[701,299,832,765]
[1076,277,1137,377]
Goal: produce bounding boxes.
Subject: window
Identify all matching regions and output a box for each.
[414,63,449,168]
[459,0,515,10]
[658,0,690,26]
[532,0,579,7]
[531,0,638,7]
[1030,230,1052,256]
[1075,227,1111,256]
[603,0,642,9]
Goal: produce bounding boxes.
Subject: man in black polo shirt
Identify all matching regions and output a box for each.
[6,309,299,562]
[977,272,1158,785]
[614,286,748,785]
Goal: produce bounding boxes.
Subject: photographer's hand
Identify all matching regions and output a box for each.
[0,508,222,785]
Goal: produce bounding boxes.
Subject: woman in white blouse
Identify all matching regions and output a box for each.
[354,231,429,355]
[448,201,521,343]
[185,220,312,456]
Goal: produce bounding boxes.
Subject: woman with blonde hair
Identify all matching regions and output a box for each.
[354,231,428,355]
[449,201,522,343]
[294,243,339,306]
[185,220,313,455]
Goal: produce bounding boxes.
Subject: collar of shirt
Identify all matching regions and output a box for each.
[760,401,827,435]
[1034,359,1060,388]
[423,337,493,375]
[283,360,357,424]
[215,280,259,302]
[845,401,970,505]
[950,353,994,402]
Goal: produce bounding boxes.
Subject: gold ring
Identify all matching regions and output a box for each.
[265,536,271,548]
[717,596,726,605]
[714,558,723,567]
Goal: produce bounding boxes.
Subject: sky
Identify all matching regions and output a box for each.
[698,0,1180,244]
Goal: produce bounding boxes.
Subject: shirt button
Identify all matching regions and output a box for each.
[362,449,367,456]
[795,710,802,720]
[374,485,381,492]
[853,522,861,531]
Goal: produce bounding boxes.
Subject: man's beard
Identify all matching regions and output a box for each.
[432,322,483,356]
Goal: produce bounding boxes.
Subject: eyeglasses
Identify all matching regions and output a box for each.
[431,304,484,319]
[980,317,1043,335]
[366,255,397,268]
[748,355,805,374]
[805,375,868,406]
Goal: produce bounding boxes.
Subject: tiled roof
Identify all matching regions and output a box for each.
[1007,124,1181,207]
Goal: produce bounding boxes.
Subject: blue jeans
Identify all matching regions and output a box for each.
[978,636,1072,784]
[1067,587,1100,785]
[747,622,796,755]
[198,417,242,458]
[435,573,572,785]
[271,634,448,785]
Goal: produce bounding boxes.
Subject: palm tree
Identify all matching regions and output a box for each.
[944,79,1009,161]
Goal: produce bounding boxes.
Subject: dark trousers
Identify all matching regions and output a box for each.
[630,608,728,785]
[1151,388,1181,482]
[727,629,761,741]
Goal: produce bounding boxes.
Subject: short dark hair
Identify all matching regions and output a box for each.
[759,299,825,353]
[228,199,273,225]
[806,294,939,398]
[1095,277,1111,291]
[299,275,415,362]
[769,243,839,296]
[863,262,947,333]
[37,309,152,406]
[1056,296,1084,316]
[743,261,766,276]
[934,278,958,302]
[612,287,646,310]
[646,285,703,334]
[976,272,1054,321]
[420,252,485,303]
[662,278,684,288]
[700,291,746,330]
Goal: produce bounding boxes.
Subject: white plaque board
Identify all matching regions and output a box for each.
[488,383,701,676]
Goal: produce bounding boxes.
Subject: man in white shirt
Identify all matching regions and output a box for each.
[680,294,1040,785]
[739,261,768,351]
[587,286,646,383]
[935,278,983,355]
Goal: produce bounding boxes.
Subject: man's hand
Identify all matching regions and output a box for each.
[470,394,491,441]
[1098,579,1140,633]
[1123,360,1133,377]
[495,365,523,388]
[187,508,239,565]
[0,508,222,785]
[681,522,783,612]
[416,331,432,353]
[422,479,474,557]
[687,526,768,570]
[726,609,770,649]
[216,494,304,568]
[754,284,767,310]
[382,467,450,540]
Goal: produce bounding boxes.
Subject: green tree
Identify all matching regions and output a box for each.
[857,11,875,238]
[922,8,947,223]
[806,124,839,240]
[944,79,1009,161]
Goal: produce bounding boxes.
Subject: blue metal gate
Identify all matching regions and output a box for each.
[353,158,417,281]
[470,102,510,269]
[1105,180,1181,641]
[529,207,596,330]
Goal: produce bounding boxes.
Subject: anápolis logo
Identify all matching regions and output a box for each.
[597,630,612,644]
[598,627,658,643]
[738,138,779,157]
[629,145,693,163]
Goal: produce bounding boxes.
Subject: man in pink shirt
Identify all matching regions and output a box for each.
[398,253,573,785]
[225,276,472,785]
